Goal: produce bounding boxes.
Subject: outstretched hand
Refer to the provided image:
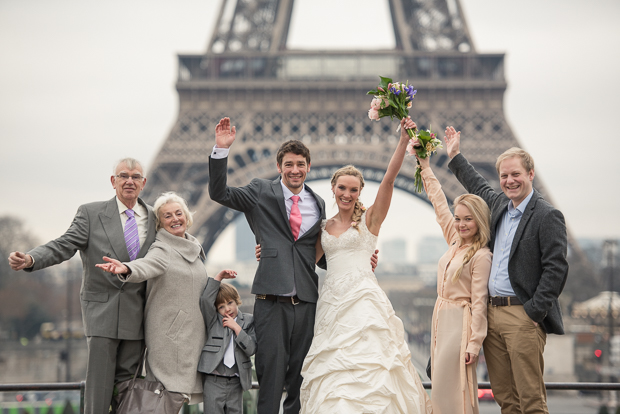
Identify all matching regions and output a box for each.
[8,251,33,271]
[215,269,237,282]
[444,126,461,159]
[96,256,129,275]
[215,117,236,149]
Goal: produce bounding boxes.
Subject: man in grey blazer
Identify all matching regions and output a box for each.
[209,117,326,414]
[8,158,157,414]
[445,127,568,414]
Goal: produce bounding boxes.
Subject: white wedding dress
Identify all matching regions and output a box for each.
[300,213,432,414]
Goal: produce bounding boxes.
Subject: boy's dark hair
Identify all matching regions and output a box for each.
[276,140,311,167]
[216,283,242,306]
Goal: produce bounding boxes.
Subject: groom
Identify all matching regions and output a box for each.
[209,117,326,414]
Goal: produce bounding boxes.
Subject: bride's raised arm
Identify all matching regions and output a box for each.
[366,117,416,235]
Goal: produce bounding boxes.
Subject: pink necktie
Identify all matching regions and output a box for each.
[290,195,302,240]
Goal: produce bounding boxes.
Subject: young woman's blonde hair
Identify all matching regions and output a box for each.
[330,165,365,231]
[451,194,491,283]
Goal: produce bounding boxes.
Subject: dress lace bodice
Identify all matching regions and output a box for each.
[320,212,378,298]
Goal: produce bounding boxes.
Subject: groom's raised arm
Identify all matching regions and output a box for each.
[209,117,259,212]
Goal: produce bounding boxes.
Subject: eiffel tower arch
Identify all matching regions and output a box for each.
[140,0,573,256]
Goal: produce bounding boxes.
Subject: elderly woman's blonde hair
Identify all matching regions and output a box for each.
[153,192,194,231]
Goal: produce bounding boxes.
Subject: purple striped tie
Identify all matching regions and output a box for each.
[124,209,140,261]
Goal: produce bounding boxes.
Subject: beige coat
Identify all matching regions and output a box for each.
[121,229,207,400]
[422,168,492,414]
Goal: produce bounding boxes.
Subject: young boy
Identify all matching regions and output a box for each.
[198,270,257,413]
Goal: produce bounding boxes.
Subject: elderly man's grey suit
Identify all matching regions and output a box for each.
[448,153,568,334]
[209,156,326,414]
[26,196,156,413]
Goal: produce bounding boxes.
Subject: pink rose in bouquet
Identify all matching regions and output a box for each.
[368,108,380,120]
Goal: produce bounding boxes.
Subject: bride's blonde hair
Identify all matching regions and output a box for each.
[451,194,491,283]
[331,165,365,232]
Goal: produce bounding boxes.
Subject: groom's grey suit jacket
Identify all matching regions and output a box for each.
[209,156,326,303]
[26,197,157,339]
[449,154,569,334]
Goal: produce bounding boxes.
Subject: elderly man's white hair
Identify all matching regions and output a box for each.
[113,158,144,174]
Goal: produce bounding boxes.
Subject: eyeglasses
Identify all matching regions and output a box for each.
[116,173,145,182]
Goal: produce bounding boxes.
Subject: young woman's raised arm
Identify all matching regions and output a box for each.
[366,117,416,235]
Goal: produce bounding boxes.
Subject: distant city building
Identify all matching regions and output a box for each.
[381,238,408,264]
[417,236,446,264]
[235,218,257,262]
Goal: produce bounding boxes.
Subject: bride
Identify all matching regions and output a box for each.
[299,117,432,414]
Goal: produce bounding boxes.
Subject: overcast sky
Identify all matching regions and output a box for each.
[1,0,619,264]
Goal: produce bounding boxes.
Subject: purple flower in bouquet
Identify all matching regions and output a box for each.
[367,76,441,193]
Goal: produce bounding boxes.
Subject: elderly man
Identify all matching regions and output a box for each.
[8,158,156,414]
[445,127,569,414]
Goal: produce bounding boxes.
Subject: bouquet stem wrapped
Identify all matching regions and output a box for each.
[367,76,442,193]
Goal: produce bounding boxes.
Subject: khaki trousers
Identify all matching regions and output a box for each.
[484,304,548,414]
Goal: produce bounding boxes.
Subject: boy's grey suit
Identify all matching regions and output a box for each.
[25,196,157,413]
[448,154,569,334]
[198,277,257,392]
[208,156,326,413]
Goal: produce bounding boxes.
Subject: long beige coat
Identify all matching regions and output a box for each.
[120,229,207,400]
[422,168,492,414]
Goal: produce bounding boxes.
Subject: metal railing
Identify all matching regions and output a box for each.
[2,380,620,413]
[0,381,84,413]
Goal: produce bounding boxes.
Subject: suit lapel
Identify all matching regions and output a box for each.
[305,183,326,218]
[138,198,156,259]
[100,197,131,262]
[509,191,539,260]
[272,178,292,236]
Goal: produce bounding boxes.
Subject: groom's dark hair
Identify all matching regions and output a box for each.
[276,140,311,167]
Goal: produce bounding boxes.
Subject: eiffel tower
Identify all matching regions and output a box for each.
[140,0,579,257]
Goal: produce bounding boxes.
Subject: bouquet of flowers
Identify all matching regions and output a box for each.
[367,76,442,193]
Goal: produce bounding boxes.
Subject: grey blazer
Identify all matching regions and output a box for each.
[26,197,157,339]
[198,278,257,391]
[449,154,569,334]
[209,156,326,302]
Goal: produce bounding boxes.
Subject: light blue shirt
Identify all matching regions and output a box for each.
[488,190,534,297]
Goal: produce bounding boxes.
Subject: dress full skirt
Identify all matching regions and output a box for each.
[300,215,432,414]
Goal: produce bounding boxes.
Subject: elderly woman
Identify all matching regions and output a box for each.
[97,192,228,404]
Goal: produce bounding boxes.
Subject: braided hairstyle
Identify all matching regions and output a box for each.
[451,194,491,283]
[330,165,365,232]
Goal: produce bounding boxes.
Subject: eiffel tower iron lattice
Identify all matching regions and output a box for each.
[140,0,579,258]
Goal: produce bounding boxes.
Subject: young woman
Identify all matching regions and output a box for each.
[417,153,492,414]
[299,117,432,414]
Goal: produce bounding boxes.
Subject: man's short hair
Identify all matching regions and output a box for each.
[276,140,311,167]
[113,158,144,174]
[216,283,242,306]
[495,147,535,173]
